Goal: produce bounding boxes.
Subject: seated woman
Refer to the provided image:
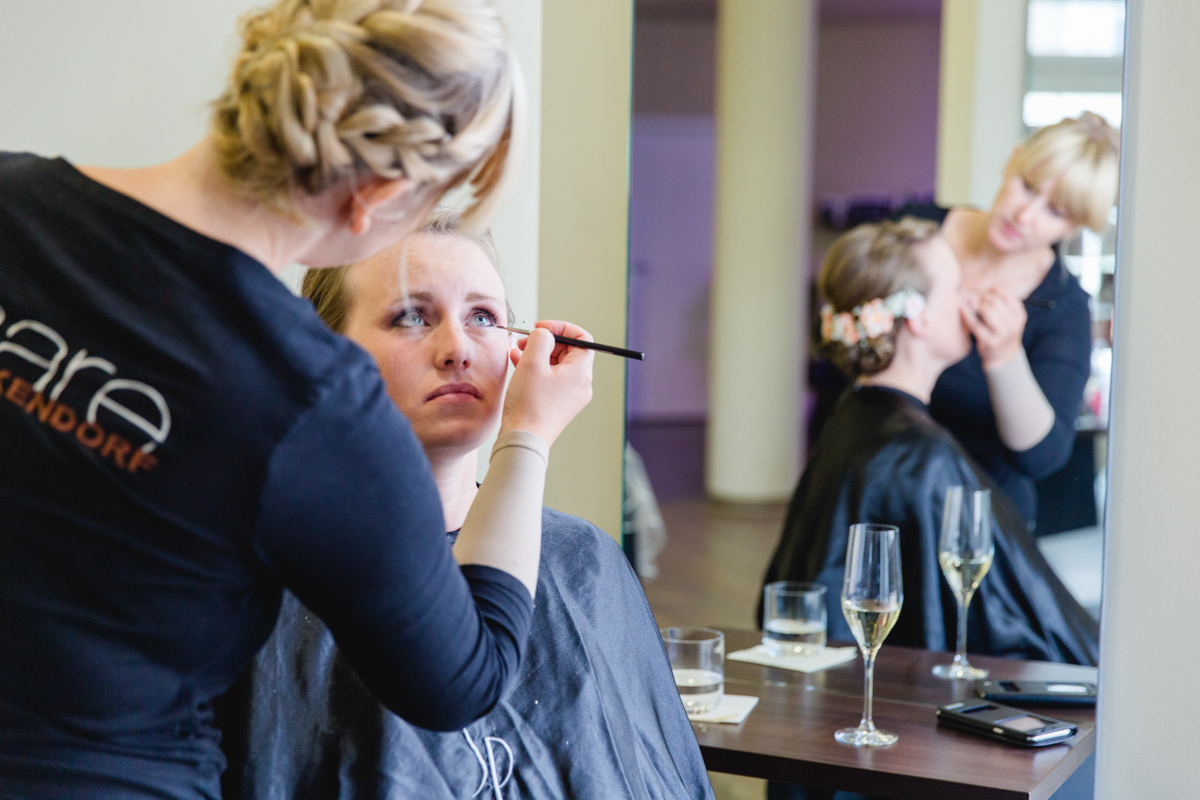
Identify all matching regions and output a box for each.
[217,210,713,800]
[762,219,1098,666]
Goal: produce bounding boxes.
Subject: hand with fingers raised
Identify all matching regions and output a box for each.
[501,320,595,446]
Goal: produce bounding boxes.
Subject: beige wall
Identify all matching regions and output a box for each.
[1097,0,1200,795]
[536,0,633,538]
[490,0,544,330]
[936,0,1027,208]
[0,0,258,163]
[706,0,815,503]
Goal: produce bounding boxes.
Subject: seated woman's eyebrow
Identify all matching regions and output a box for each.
[393,291,502,306]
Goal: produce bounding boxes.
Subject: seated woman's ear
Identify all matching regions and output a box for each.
[904,307,934,340]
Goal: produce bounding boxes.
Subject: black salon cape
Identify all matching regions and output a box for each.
[763,386,1098,665]
[217,508,714,800]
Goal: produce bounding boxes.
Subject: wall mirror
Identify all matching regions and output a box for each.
[625,0,1126,677]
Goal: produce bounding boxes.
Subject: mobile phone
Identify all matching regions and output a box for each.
[936,701,1077,747]
[974,679,1097,707]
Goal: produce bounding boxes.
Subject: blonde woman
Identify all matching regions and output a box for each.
[762,219,1098,667]
[897,113,1119,527]
[218,209,714,800]
[0,2,592,797]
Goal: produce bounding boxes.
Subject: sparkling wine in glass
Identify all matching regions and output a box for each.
[932,486,995,680]
[835,523,903,747]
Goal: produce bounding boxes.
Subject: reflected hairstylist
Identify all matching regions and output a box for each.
[896,113,1120,528]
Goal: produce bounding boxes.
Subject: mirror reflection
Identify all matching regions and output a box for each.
[627,1,1123,795]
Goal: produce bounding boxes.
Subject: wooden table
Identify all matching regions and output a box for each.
[693,630,1097,800]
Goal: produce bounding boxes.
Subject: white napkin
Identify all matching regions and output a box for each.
[727,644,858,673]
[688,693,759,724]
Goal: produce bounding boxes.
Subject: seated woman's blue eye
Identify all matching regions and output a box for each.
[392,310,424,328]
[470,310,498,327]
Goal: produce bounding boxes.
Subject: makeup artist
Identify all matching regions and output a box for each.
[0,2,592,798]
[896,113,1119,528]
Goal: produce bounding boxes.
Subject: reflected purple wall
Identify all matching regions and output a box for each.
[814,21,941,210]
[628,2,942,497]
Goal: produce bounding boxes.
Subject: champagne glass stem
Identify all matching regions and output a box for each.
[954,595,969,664]
[934,588,988,680]
[861,648,877,731]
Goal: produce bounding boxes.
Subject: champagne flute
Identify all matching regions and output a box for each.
[932,487,994,680]
[835,523,903,747]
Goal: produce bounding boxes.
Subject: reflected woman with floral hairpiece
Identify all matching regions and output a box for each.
[762,218,1098,669]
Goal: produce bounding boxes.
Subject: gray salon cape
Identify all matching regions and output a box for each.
[763,386,1099,666]
[217,508,714,800]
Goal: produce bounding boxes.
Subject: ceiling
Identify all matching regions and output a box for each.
[636,0,943,22]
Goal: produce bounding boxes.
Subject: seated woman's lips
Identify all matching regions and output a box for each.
[427,382,481,402]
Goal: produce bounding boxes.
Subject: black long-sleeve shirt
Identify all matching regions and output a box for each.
[897,203,1092,524]
[0,153,531,799]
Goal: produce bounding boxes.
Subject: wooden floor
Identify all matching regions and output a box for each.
[641,498,784,630]
[640,498,787,800]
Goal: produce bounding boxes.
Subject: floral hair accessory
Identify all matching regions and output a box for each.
[820,288,926,347]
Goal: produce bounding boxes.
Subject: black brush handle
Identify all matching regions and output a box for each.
[550,333,645,361]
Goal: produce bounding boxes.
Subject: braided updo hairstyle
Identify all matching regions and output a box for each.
[211,0,519,226]
[817,217,939,377]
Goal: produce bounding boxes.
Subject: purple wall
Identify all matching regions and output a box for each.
[628,116,715,422]
[814,20,941,208]
[633,17,715,116]
[628,11,942,424]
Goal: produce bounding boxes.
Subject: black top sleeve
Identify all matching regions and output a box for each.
[897,200,1092,481]
[252,362,532,731]
[1005,287,1092,479]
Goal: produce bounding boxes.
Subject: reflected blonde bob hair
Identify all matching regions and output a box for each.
[1010,112,1119,232]
[211,0,522,229]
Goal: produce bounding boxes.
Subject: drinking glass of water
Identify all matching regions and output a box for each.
[762,581,827,656]
[835,523,903,747]
[661,627,724,715]
[932,487,994,681]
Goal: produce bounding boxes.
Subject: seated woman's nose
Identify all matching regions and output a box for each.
[434,325,472,365]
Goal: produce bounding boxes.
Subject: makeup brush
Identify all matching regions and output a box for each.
[500,326,645,361]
